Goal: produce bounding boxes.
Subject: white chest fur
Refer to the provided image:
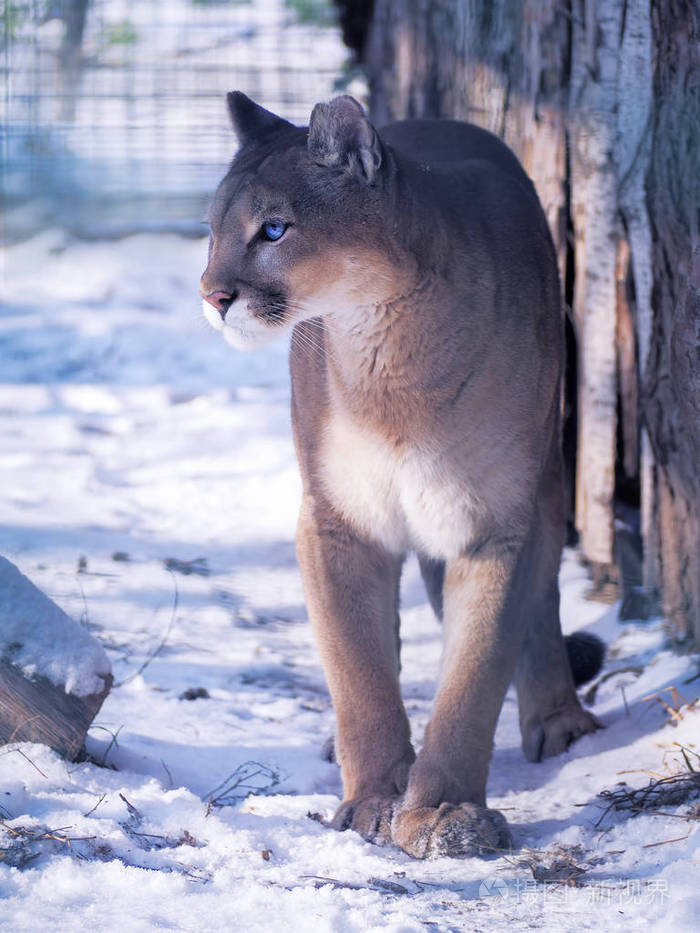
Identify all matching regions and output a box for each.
[320,411,485,560]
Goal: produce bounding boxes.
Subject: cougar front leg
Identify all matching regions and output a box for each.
[297,496,415,843]
[392,545,520,858]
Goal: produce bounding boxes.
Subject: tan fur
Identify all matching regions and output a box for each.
[200,94,601,858]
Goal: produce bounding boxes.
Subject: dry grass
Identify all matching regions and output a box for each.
[596,741,700,829]
[204,760,282,813]
[513,843,601,887]
[641,685,699,726]
[0,791,205,880]
[0,819,96,867]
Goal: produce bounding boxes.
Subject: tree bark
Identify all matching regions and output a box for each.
[614,0,656,595]
[367,1,570,275]
[0,660,112,761]
[0,556,112,759]
[569,0,624,569]
[645,0,700,642]
[616,237,638,481]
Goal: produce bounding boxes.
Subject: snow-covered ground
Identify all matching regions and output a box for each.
[0,231,698,932]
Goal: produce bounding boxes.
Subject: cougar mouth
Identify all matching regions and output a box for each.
[259,292,288,325]
[202,290,290,350]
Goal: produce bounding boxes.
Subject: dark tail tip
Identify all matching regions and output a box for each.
[565,632,606,686]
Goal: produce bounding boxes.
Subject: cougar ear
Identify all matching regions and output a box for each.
[227,91,293,145]
[308,96,382,184]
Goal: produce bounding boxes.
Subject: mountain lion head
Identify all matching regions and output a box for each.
[200,92,407,350]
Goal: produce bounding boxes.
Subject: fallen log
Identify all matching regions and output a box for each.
[0,556,112,760]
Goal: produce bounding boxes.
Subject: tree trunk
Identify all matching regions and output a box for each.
[616,237,638,482]
[361,0,700,643]
[366,0,582,525]
[367,1,570,275]
[569,0,624,570]
[645,0,700,642]
[614,0,655,595]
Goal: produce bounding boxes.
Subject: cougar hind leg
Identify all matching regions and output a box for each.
[514,469,602,762]
[418,553,445,621]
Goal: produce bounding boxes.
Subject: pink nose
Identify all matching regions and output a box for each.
[203,290,234,320]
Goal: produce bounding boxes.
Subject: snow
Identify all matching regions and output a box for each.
[0,231,698,931]
[0,556,111,697]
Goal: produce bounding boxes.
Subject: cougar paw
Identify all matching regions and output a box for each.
[522,705,603,762]
[330,795,397,846]
[392,802,512,859]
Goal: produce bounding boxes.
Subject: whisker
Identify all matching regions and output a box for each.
[302,327,342,368]
[284,308,340,367]
[268,297,344,368]
[291,321,341,368]
[291,331,326,367]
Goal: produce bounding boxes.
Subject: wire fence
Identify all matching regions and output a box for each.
[1,0,356,239]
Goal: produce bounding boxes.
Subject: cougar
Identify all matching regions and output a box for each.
[200,92,603,859]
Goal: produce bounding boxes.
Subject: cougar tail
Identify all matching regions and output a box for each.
[565,632,605,686]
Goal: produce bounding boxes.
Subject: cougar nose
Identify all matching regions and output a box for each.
[203,289,235,321]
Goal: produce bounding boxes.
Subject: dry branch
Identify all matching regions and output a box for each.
[596,771,700,828]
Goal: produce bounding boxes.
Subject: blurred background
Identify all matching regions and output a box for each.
[1,0,360,239]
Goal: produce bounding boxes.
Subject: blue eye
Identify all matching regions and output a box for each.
[261,220,286,242]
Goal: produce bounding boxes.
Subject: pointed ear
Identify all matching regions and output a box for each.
[227,91,293,145]
[308,96,382,184]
